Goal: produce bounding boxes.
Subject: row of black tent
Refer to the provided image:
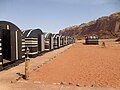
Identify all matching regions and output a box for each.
[0,21,75,70]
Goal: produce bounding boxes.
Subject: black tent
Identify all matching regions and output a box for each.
[60,35,64,47]
[65,36,69,45]
[23,29,44,57]
[85,35,99,45]
[53,34,60,49]
[44,33,53,51]
[67,36,74,44]
[0,21,24,68]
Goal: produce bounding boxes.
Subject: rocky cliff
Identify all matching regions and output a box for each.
[59,12,120,39]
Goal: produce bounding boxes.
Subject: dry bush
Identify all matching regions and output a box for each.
[115,38,120,42]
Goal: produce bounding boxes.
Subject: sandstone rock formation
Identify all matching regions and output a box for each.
[59,12,120,39]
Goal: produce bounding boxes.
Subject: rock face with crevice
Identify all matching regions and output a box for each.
[59,12,120,39]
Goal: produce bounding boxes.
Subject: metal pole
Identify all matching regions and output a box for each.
[25,47,30,80]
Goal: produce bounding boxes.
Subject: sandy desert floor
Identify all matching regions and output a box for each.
[0,39,120,90]
[30,39,120,88]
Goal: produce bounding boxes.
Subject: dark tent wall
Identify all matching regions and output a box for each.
[60,35,64,47]
[44,33,53,51]
[67,36,71,44]
[68,37,71,44]
[21,38,25,58]
[23,29,45,56]
[0,31,2,68]
[67,36,74,44]
[85,36,99,44]
[53,34,60,49]
[69,37,75,44]
[64,36,68,45]
[67,36,72,44]
[0,21,24,66]
[62,36,66,46]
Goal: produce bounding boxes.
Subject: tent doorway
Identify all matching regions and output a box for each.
[2,29,11,62]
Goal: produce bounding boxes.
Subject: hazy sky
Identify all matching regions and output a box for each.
[0,0,120,33]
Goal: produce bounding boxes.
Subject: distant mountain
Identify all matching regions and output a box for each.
[59,12,120,39]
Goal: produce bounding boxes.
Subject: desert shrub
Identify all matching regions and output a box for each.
[77,38,81,40]
[115,38,120,42]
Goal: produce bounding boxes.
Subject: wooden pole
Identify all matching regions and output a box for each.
[25,47,30,80]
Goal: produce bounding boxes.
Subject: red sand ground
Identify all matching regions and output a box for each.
[30,40,120,88]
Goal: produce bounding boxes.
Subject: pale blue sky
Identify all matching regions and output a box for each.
[0,0,120,33]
